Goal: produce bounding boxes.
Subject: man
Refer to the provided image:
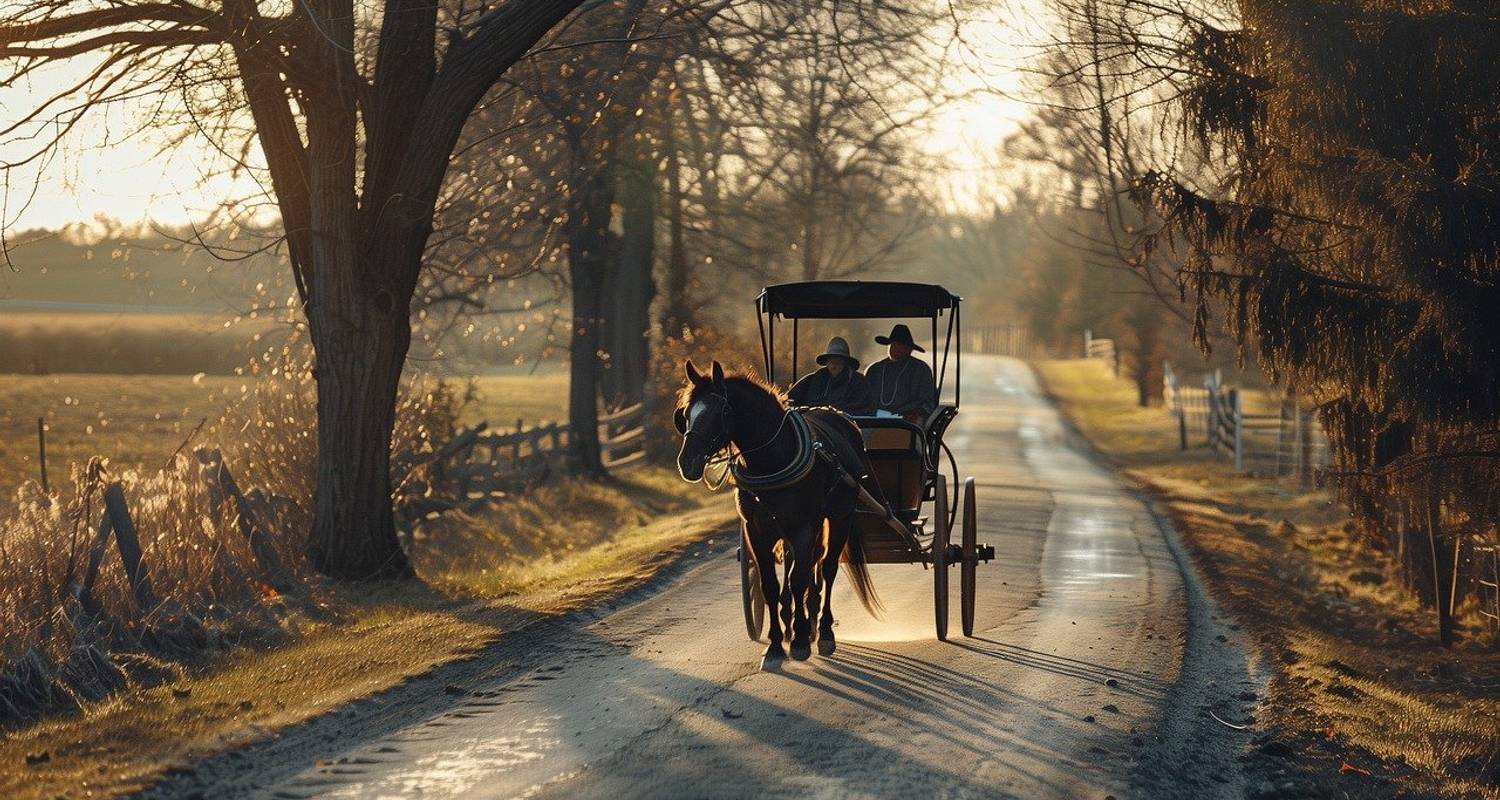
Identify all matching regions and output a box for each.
[863,324,936,423]
[788,336,876,415]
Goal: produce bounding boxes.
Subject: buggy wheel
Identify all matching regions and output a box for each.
[739,543,766,642]
[961,477,978,637]
[932,474,951,641]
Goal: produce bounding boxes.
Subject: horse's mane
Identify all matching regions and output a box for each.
[676,368,786,408]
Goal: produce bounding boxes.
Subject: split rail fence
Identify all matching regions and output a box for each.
[398,403,649,526]
[446,401,648,483]
[1083,329,1118,368]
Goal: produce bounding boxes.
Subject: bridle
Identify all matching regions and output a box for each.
[678,390,807,492]
[681,389,735,458]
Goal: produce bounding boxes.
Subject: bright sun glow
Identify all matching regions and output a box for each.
[0,4,1050,231]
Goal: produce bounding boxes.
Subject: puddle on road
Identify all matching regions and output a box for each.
[310,718,560,798]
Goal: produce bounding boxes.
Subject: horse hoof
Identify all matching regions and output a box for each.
[761,646,786,670]
[789,642,812,661]
[817,637,836,656]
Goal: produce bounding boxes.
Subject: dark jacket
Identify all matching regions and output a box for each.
[864,355,936,418]
[789,367,876,415]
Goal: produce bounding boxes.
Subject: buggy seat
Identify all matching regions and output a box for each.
[852,416,927,519]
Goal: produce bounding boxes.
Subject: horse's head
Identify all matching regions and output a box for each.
[674,359,731,482]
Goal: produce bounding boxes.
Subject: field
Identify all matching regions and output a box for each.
[461,368,572,428]
[0,347,730,798]
[0,369,573,501]
[1036,358,1500,799]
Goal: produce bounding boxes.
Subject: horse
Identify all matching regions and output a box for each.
[674,359,882,665]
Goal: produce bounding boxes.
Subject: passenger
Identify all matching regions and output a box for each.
[788,336,876,415]
[863,324,936,424]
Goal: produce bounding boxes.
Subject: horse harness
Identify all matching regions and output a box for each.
[695,404,855,499]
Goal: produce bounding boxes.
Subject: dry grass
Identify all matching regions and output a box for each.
[459,367,571,428]
[0,346,462,725]
[0,346,725,796]
[0,475,730,800]
[1037,358,1500,799]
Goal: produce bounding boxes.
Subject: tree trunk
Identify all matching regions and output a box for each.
[566,173,613,478]
[306,265,414,579]
[661,104,693,336]
[300,53,414,580]
[601,151,657,407]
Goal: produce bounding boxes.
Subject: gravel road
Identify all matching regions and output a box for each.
[139,356,1263,800]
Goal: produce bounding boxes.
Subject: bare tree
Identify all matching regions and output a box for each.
[0,1,593,578]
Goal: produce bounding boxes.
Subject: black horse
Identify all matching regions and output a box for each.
[675,360,882,665]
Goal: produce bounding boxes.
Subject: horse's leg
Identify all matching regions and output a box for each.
[779,555,793,634]
[749,525,785,666]
[807,524,828,641]
[819,516,852,656]
[787,523,817,661]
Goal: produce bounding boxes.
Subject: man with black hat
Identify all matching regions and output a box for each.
[863,324,936,423]
[789,336,876,415]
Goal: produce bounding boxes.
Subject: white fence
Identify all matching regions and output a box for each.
[1083,329,1117,368]
[1163,363,1332,483]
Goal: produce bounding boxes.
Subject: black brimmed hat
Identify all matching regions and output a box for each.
[815,336,859,370]
[875,324,924,353]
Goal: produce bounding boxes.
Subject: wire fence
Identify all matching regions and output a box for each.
[1475,537,1500,633]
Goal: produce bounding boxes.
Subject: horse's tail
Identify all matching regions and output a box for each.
[841,514,884,619]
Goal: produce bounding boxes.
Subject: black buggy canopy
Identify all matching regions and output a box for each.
[757,281,960,319]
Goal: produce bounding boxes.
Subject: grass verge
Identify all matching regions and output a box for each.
[1036,358,1500,800]
[0,467,734,799]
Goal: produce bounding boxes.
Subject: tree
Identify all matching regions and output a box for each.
[699,0,942,284]
[1051,0,1500,642]
[1,1,591,578]
[492,0,686,476]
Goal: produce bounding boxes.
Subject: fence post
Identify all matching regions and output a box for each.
[1084,329,1092,359]
[1231,388,1244,473]
[1426,495,1455,648]
[36,417,49,494]
[1299,409,1314,488]
[1288,397,1301,483]
[103,483,159,613]
[513,418,524,466]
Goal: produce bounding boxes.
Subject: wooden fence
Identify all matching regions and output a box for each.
[964,324,1048,359]
[46,402,650,615]
[1163,363,1332,483]
[418,403,647,504]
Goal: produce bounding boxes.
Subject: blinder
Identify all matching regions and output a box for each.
[679,391,734,457]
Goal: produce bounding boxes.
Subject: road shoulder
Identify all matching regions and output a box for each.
[1,491,736,800]
[1035,358,1500,800]
[1022,360,1265,799]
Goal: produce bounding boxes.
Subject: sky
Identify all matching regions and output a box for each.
[0,3,1048,232]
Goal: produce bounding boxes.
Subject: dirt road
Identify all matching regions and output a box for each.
[141,356,1262,799]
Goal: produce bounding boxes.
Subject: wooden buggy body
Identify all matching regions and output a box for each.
[738,280,994,641]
